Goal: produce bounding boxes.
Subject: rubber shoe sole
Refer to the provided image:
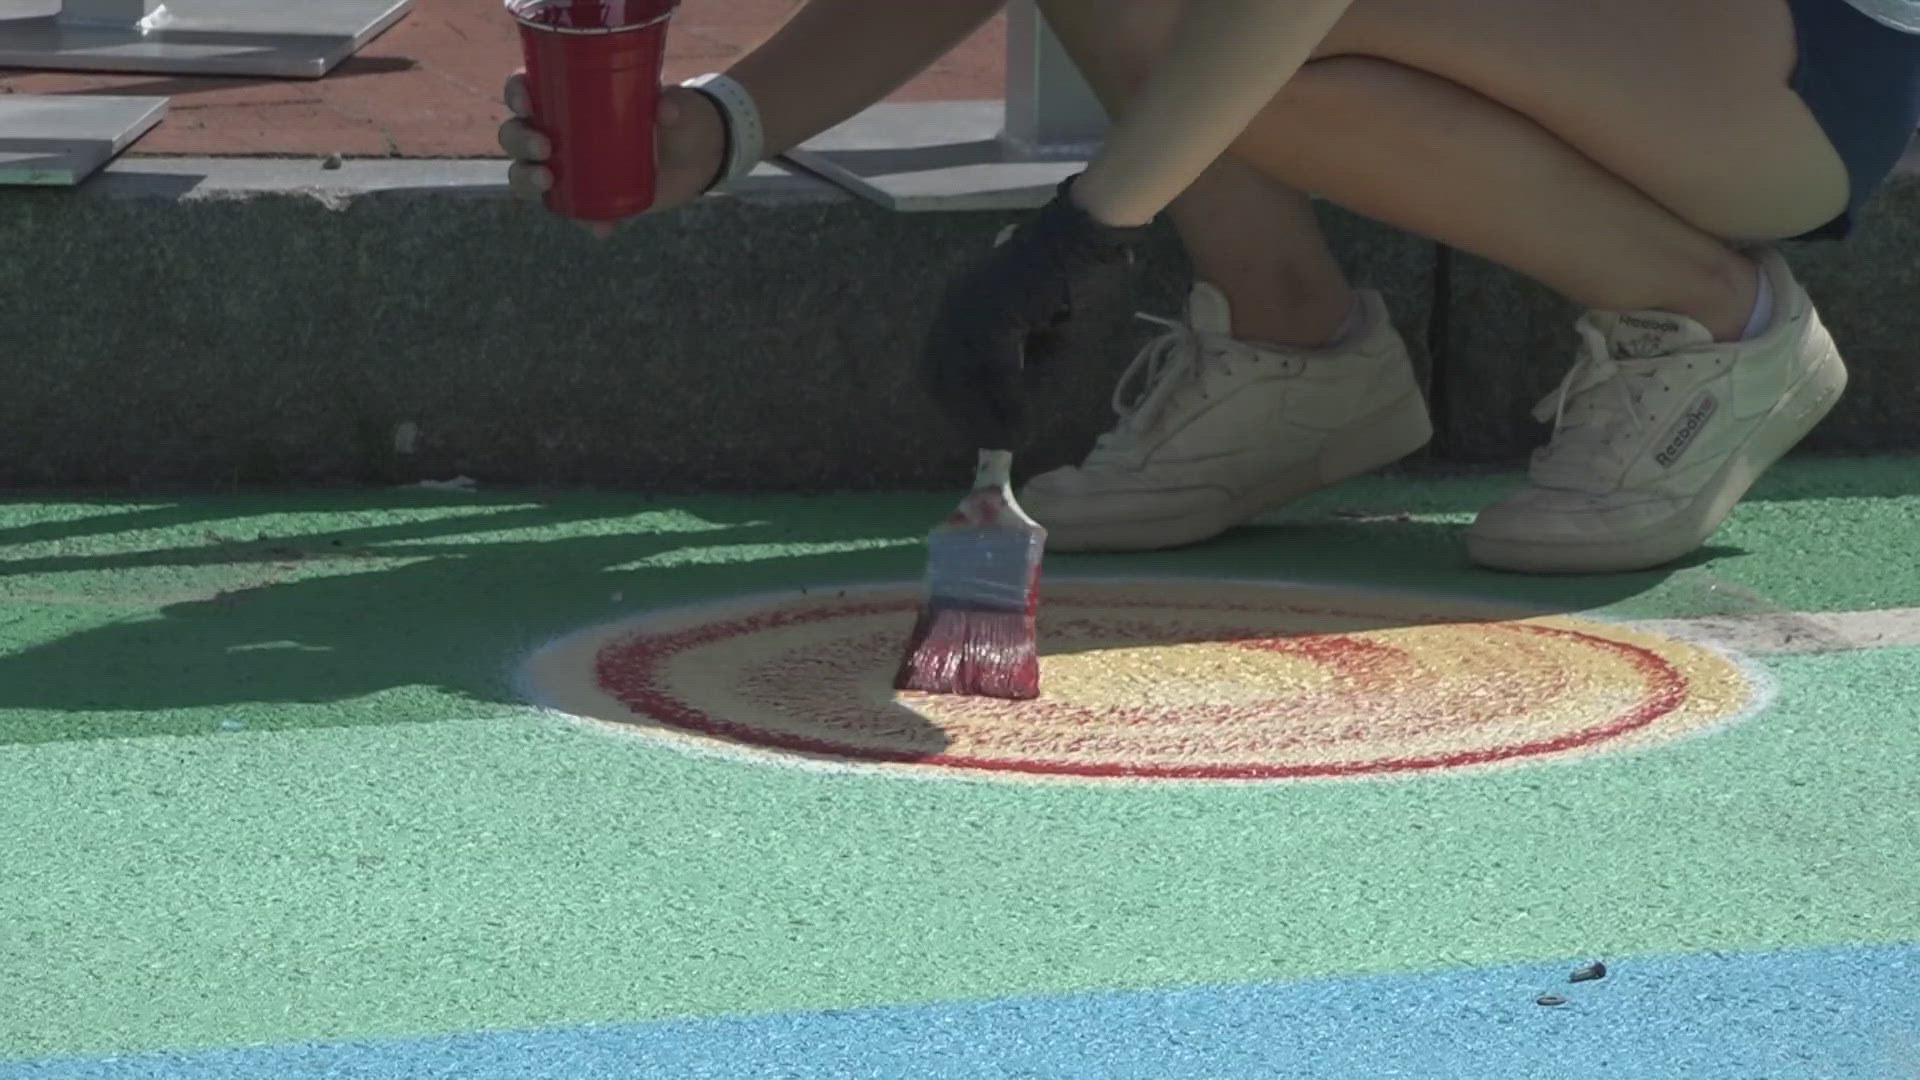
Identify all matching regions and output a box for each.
[1042,386,1435,553]
[1466,345,1847,574]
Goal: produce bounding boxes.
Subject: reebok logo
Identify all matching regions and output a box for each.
[1612,313,1686,359]
[1655,393,1718,468]
[1616,313,1681,334]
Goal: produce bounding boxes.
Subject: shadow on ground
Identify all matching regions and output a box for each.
[0,486,1753,746]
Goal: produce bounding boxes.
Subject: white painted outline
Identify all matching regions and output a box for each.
[507,576,1831,787]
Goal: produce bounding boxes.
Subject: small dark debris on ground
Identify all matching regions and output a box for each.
[1537,995,1568,1007]
[1571,962,1608,983]
[1330,510,1414,523]
[201,530,373,561]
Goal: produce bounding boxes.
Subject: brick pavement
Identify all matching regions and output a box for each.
[0,0,1006,156]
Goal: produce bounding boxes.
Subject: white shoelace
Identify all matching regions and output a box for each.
[1527,319,1662,492]
[1085,313,1231,464]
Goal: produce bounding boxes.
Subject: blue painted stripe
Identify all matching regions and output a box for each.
[7,943,1917,1079]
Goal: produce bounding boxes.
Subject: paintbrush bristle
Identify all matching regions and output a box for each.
[893,604,1040,700]
[894,467,1045,701]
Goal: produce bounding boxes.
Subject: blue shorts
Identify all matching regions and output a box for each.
[1786,0,1920,239]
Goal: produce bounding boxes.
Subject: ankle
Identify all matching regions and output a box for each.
[1222,284,1361,349]
[1667,249,1764,343]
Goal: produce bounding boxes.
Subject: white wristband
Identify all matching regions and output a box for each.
[679,73,764,192]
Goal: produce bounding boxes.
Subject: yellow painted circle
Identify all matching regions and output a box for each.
[520,580,1761,783]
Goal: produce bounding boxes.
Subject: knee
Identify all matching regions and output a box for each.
[1256,55,1465,153]
[1043,6,1431,133]
[1107,0,1182,86]
[1279,55,1429,114]
[1038,0,1185,101]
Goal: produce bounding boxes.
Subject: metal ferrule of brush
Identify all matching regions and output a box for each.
[923,527,1043,611]
[921,449,1043,611]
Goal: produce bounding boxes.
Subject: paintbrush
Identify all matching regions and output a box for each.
[893,449,1045,700]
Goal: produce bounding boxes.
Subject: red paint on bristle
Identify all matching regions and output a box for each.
[893,605,1040,700]
[894,468,1044,701]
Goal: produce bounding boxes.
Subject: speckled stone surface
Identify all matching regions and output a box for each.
[0,182,1432,490]
[0,463,1915,1075]
[4,163,1912,488]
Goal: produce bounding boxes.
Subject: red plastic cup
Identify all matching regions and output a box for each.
[507,0,679,223]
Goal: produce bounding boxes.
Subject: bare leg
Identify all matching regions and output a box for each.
[1042,0,1850,341]
[1040,0,1355,348]
[1164,160,1356,348]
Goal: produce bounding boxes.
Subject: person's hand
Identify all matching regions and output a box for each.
[923,176,1150,450]
[498,74,727,217]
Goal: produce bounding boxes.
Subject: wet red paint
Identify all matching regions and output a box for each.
[589,594,1698,780]
[518,2,599,28]
[512,0,670,30]
[902,487,1045,698]
[892,606,1041,700]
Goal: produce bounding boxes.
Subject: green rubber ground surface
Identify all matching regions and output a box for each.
[2,456,1916,1075]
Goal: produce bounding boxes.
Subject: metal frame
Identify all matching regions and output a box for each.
[773,0,1108,211]
[0,93,167,185]
[999,0,1108,157]
[0,0,413,78]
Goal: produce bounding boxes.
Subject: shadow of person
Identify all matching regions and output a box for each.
[533,516,1731,773]
[0,493,1730,756]
[0,492,947,744]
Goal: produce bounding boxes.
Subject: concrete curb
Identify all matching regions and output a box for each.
[80,155,836,204]
[0,150,1912,490]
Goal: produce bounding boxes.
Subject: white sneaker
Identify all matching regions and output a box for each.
[1019,282,1432,552]
[1467,248,1847,574]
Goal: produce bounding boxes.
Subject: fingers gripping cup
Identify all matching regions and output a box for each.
[508,0,679,223]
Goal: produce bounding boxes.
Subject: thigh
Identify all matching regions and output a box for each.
[1312,0,1851,239]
